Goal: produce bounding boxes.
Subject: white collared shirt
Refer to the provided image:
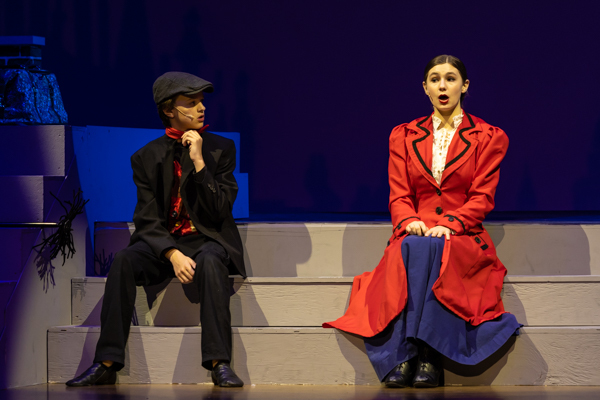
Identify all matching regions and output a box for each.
[431,112,463,185]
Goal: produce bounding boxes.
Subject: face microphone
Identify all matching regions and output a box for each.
[175,107,194,120]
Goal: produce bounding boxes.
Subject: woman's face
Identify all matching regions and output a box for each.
[422,63,469,115]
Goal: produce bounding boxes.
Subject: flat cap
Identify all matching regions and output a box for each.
[152,71,214,105]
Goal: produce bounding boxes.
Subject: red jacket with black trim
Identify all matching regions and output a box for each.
[323,113,510,337]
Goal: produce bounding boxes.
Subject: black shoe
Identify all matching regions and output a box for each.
[384,357,417,388]
[65,363,117,387]
[412,345,442,388]
[211,362,244,387]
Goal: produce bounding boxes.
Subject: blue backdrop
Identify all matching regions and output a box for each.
[2,0,599,213]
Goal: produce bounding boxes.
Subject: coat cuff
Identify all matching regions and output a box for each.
[393,216,420,233]
[160,246,177,262]
[192,166,207,183]
[437,214,465,235]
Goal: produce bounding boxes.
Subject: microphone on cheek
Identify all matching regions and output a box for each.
[175,107,194,120]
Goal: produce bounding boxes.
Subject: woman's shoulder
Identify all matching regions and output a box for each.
[466,113,509,147]
[390,115,430,143]
[467,114,506,135]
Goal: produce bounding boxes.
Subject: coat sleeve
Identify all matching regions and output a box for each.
[190,138,238,224]
[436,126,509,234]
[388,124,421,234]
[131,153,177,258]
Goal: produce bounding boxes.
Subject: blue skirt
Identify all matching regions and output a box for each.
[364,235,521,381]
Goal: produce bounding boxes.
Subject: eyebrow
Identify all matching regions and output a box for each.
[429,71,457,78]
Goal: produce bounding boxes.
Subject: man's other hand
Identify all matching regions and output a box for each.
[166,249,196,284]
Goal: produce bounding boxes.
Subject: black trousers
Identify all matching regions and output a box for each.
[94,238,232,371]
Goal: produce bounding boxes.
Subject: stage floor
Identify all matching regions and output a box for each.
[2,384,600,400]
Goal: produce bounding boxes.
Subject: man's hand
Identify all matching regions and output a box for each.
[425,225,455,241]
[166,249,196,284]
[181,130,206,172]
[406,220,429,236]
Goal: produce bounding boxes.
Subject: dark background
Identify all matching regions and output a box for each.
[2,0,599,214]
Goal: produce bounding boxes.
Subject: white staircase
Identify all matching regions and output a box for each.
[47,222,600,385]
[0,125,87,389]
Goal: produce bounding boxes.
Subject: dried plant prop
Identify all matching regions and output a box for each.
[34,238,56,292]
[33,189,89,266]
[94,249,114,276]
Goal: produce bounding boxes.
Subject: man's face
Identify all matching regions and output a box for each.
[167,92,206,131]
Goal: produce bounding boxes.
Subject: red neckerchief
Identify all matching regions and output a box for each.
[165,125,209,139]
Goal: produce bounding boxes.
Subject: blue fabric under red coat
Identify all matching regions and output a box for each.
[323,113,510,337]
[364,235,521,381]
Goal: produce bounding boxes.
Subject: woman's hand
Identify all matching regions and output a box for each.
[425,225,455,240]
[406,220,429,236]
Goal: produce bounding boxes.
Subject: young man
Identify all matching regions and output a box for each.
[67,72,246,387]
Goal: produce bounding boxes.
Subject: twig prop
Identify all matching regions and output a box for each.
[33,189,89,266]
[94,249,114,276]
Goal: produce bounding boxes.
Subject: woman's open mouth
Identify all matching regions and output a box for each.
[438,94,449,104]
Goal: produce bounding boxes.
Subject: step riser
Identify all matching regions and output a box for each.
[240,224,390,277]
[72,278,600,327]
[47,326,600,386]
[0,282,17,335]
[93,223,600,277]
[0,125,71,176]
[0,176,64,223]
[491,225,600,276]
[0,228,39,280]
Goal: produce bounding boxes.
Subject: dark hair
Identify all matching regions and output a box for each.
[423,55,468,104]
[157,96,178,127]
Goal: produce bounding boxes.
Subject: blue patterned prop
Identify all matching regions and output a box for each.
[0,67,68,124]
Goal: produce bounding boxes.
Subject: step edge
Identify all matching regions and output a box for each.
[73,275,600,284]
[49,325,600,334]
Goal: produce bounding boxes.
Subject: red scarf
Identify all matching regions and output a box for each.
[165,125,209,140]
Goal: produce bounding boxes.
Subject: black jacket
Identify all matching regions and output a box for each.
[128,131,246,277]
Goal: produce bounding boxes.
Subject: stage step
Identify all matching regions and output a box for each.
[94,223,600,277]
[71,276,600,327]
[0,125,72,176]
[0,175,65,223]
[0,280,17,335]
[47,325,600,386]
[0,228,39,281]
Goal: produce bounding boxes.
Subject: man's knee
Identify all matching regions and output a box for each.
[195,243,229,278]
[108,248,136,278]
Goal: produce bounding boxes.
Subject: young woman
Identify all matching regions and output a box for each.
[324,55,520,388]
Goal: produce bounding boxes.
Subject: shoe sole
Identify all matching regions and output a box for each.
[413,381,439,388]
[384,382,410,388]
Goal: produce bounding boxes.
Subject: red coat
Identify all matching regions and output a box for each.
[324,113,509,337]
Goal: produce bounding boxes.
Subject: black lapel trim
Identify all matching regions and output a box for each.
[414,115,433,177]
[162,139,176,221]
[444,113,475,170]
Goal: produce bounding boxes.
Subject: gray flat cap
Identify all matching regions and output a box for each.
[153,71,214,104]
